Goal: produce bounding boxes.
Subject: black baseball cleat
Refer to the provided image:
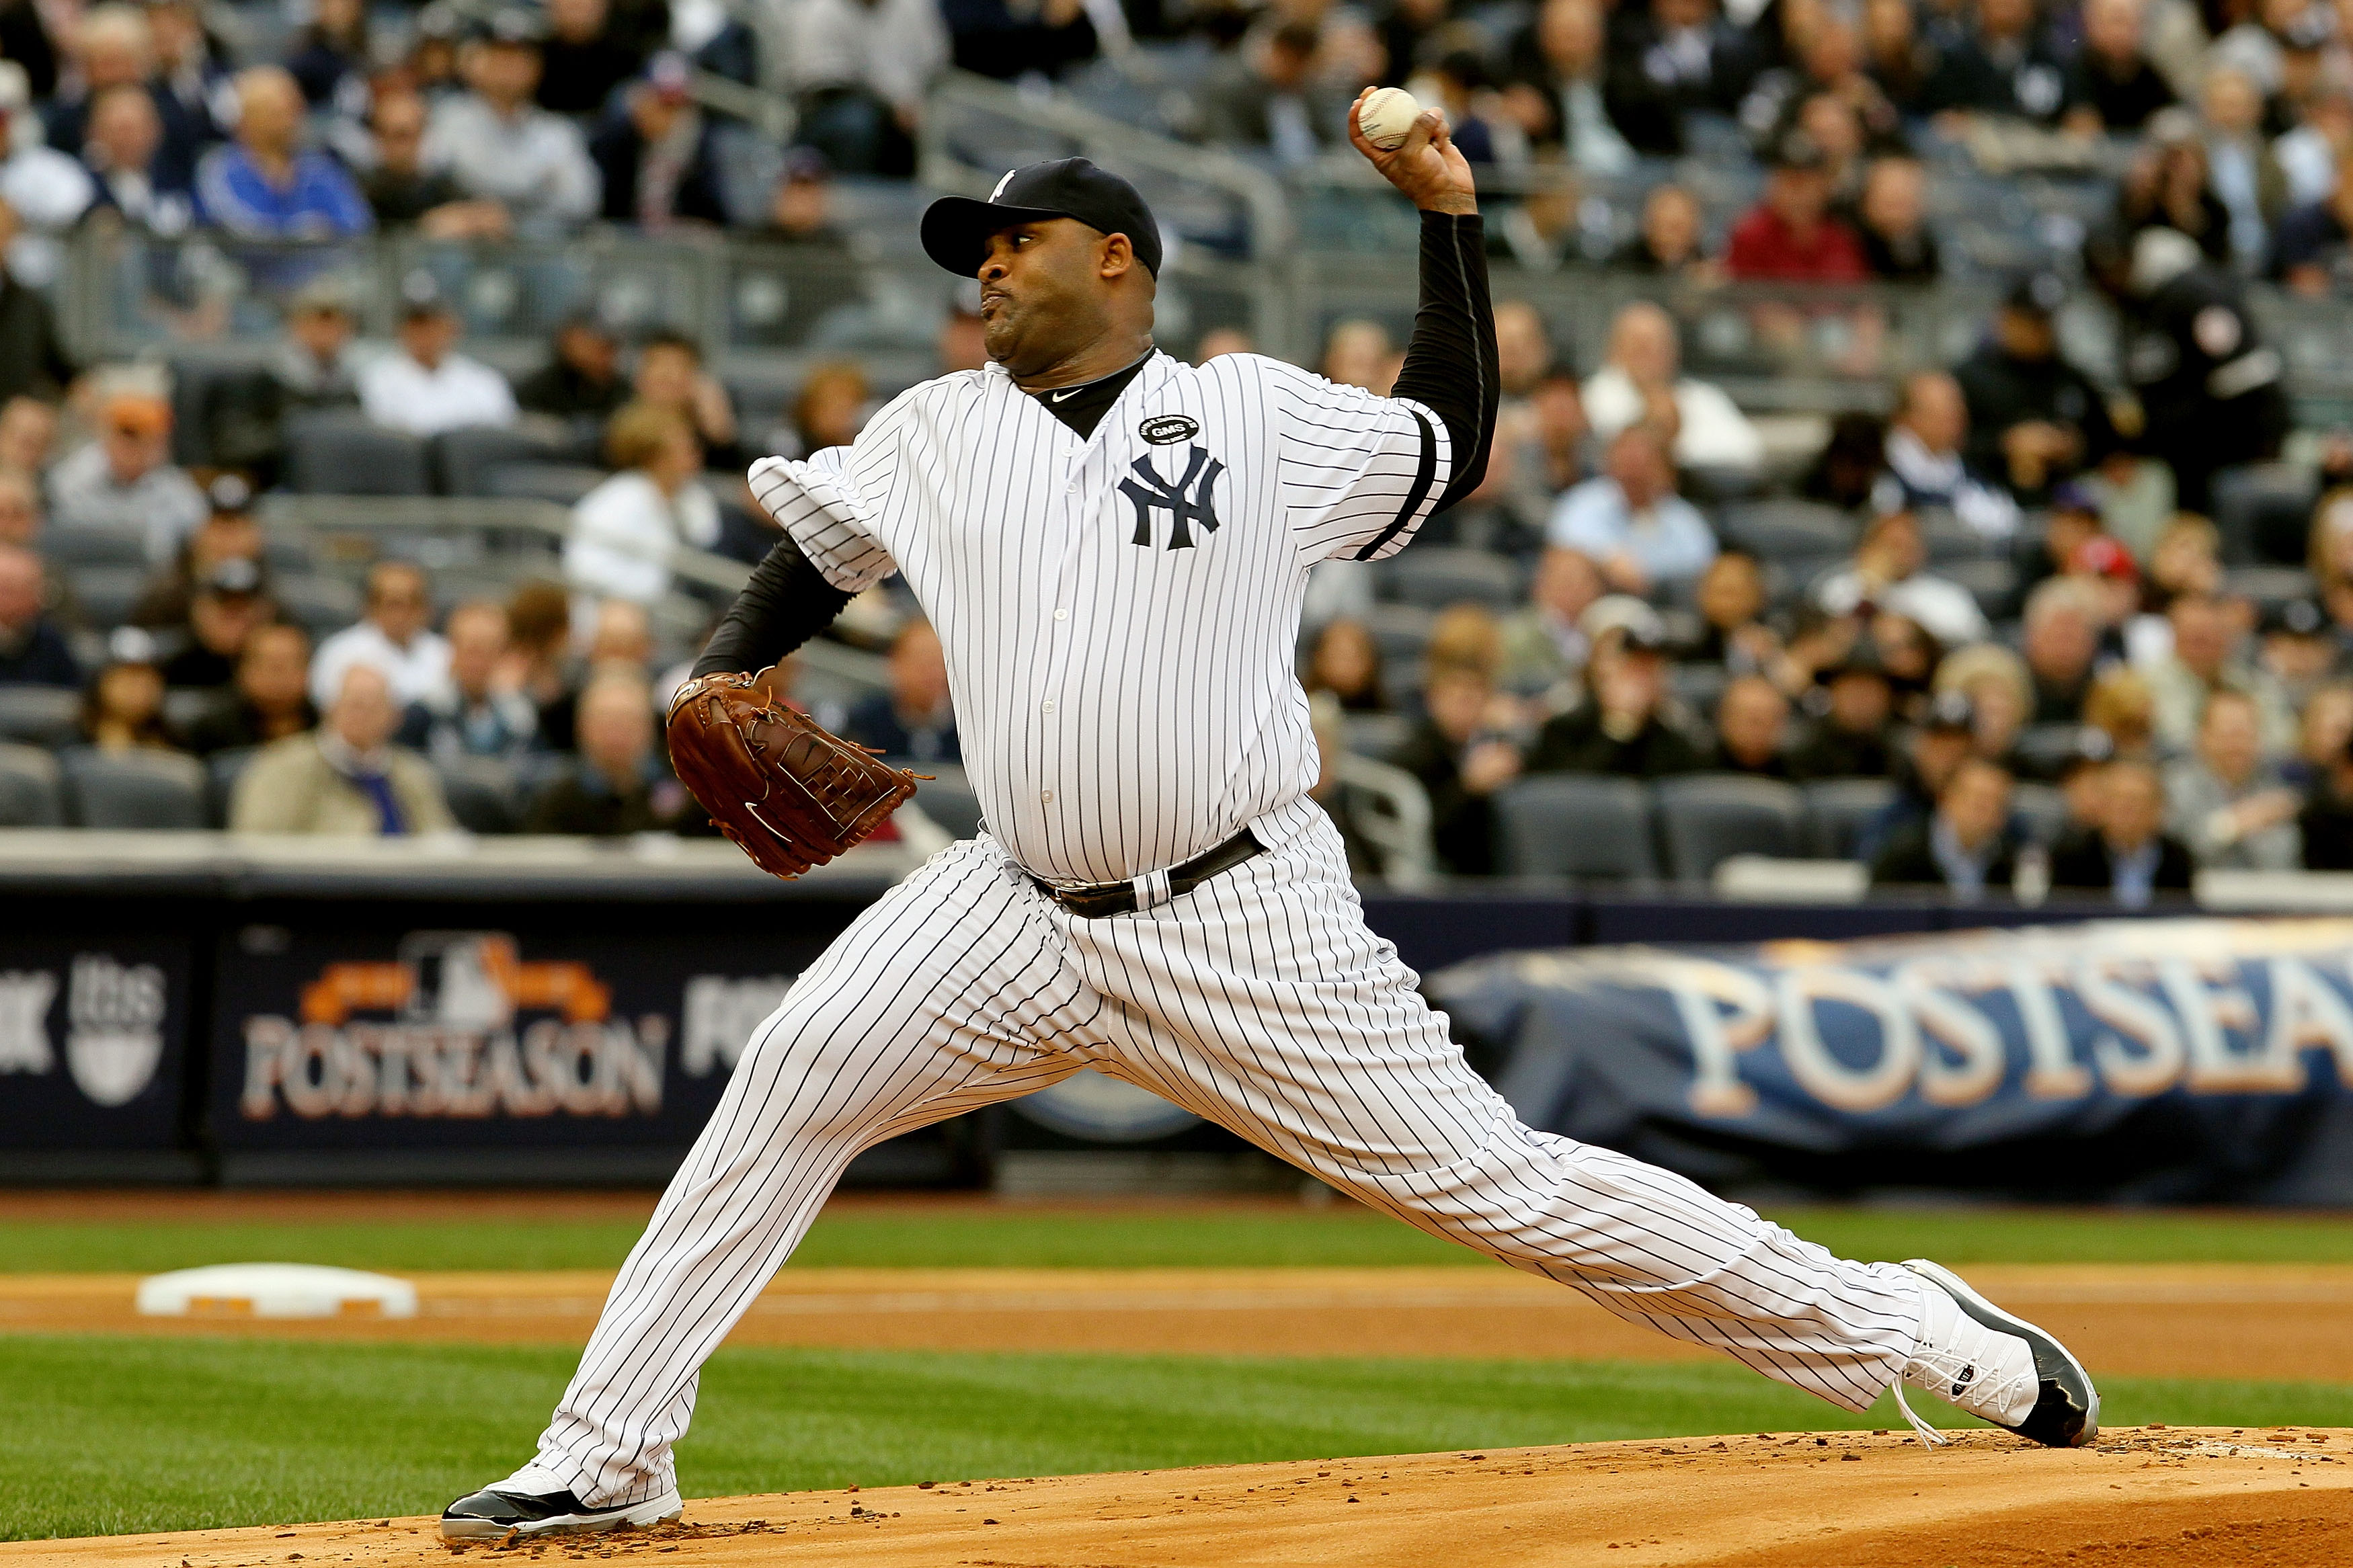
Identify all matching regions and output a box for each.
[439,1482,683,1540]
[1894,1258,2100,1448]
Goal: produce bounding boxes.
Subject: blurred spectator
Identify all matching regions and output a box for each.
[2021,577,2104,723]
[565,403,720,605]
[2260,599,2335,711]
[1679,550,1779,673]
[40,6,153,178]
[1497,545,1603,698]
[194,67,371,239]
[1921,0,2067,123]
[358,279,518,436]
[0,0,52,102]
[1523,625,1703,778]
[505,581,577,750]
[1868,370,2020,540]
[79,83,183,234]
[1710,674,1792,776]
[1869,755,2020,892]
[145,0,231,161]
[1727,131,1868,282]
[77,628,175,751]
[362,90,505,239]
[761,149,850,253]
[2145,593,2294,753]
[1936,641,2032,763]
[186,620,315,754]
[285,0,371,110]
[2083,665,2161,761]
[1812,509,1989,647]
[422,13,600,234]
[1799,411,1888,510]
[231,663,455,835]
[1304,616,1387,712]
[938,290,990,375]
[200,280,362,479]
[0,200,73,407]
[632,329,741,469]
[1200,24,1344,167]
[1864,688,1979,856]
[778,362,868,458]
[539,0,648,117]
[158,558,272,689]
[2296,681,2353,788]
[1305,691,1386,877]
[1493,301,1554,405]
[1547,423,1717,593]
[1503,0,1675,167]
[2165,686,2301,869]
[1617,0,1741,125]
[1952,274,2117,505]
[0,541,73,685]
[844,618,958,764]
[1581,302,1763,472]
[47,389,206,561]
[2198,67,2285,272]
[1322,319,1394,394]
[2116,118,2231,262]
[1862,0,1933,118]
[399,600,536,761]
[1194,326,1252,365]
[1614,183,1716,280]
[2061,0,2176,134]
[311,561,450,710]
[0,394,55,477]
[1790,642,1897,779]
[525,668,696,833]
[2299,730,2353,868]
[2276,85,2353,210]
[2271,159,2353,296]
[518,315,629,423]
[2050,758,2193,903]
[786,0,947,177]
[943,0,1104,83]
[1856,155,1940,282]
[1390,659,1521,875]
[593,54,729,230]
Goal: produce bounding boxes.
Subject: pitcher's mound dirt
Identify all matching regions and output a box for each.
[11,1428,2350,1568]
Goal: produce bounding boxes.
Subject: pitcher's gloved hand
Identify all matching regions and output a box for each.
[666,669,923,878]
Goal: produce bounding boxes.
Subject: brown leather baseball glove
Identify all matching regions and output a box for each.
[667,669,924,878]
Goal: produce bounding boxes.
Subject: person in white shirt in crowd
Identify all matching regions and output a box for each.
[358,275,518,436]
[1547,421,1718,593]
[1812,508,1990,647]
[2143,591,2295,754]
[1579,301,1763,473]
[311,559,452,709]
[46,388,207,561]
[787,0,947,176]
[1868,370,2020,541]
[2164,686,2301,869]
[421,9,600,235]
[0,61,91,282]
[565,402,721,606]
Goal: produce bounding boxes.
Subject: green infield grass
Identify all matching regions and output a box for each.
[2,1333,2348,1542]
[3,1203,2350,1275]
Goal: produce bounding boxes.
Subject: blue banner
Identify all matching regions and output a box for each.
[1432,919,2353,1204]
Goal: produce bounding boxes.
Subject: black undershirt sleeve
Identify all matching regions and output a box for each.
[1385,210,1500,515]
[689,530,856,679]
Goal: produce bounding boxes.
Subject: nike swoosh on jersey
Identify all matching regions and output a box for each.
[1051,388,1080,402]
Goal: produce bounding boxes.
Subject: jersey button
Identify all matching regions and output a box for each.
[1053,608,1068,621]
[1041,700,1055,714]
[1040,790,1054,804]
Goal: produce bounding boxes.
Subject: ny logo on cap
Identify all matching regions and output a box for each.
[1119,446,1224,550]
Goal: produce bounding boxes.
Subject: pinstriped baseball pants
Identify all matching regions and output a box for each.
[534,815,1929,1507]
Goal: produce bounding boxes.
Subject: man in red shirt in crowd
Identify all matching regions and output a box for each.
[1727,130,1868,282]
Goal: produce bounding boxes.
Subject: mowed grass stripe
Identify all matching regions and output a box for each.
[5,1206,2353,1275]
[3,1334,2351,1541]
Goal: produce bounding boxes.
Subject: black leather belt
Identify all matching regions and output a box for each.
[1029,828,1265,918]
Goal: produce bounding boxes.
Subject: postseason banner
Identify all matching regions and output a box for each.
[1432,918,2353,1203]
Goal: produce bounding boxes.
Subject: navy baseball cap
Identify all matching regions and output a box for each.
[921,158,1162,279]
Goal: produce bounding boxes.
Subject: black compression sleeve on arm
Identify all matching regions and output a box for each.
[1386,210,1499,514]
[690,530,856,679]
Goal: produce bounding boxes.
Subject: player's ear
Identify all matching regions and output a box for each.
[1100,233,1133,281]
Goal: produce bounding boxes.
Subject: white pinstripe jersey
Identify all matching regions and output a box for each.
[749,349,1453,886]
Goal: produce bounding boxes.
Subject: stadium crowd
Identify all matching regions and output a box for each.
[0,0,2348,895]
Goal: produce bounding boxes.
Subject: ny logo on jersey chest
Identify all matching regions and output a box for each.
[1118,446,1224,550]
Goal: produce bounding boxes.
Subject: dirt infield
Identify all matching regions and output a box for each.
[3,1263,2348,1383]
[9,1428,2349,1568]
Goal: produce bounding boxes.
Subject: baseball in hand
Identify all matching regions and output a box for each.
[1356,87,1422,151]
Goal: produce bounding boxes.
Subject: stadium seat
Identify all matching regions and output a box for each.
[274,574,362,639]
[1382,548,1523,610]
[1668,662,1728,718]
[2013,723,2093,777]
[262,531,317,573]
[2209,463,2319,565]
[2011,781,2070,846]
[1940,557,2021,620]
[1490,775,1659,882]
[1916,507,1996,561]
[40,524,149,569]
[2223,565,2317,616]
[436,757,520,835]
[484,462,606,506]
[1720,499,1853,560]
[284,412,432,496]
[435,425,565,496]
[1801,777,1897,859]
[0,685,81,747]
[60,747,208,829]
[907,763,983,839]
[206,747,255,827]
[1359,602,1437,663]
[0,741,63,825]
[69,566,148,628]
[1341,711,1411,761]
[1654,774,1807,882]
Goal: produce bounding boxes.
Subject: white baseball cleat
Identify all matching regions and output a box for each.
[440,1464,682,1540]
[1892,1259,2100,1448]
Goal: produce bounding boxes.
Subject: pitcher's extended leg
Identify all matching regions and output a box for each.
[530,842,1093,1508]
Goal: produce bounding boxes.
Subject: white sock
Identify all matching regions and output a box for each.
[1901,1276,2039,1428]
